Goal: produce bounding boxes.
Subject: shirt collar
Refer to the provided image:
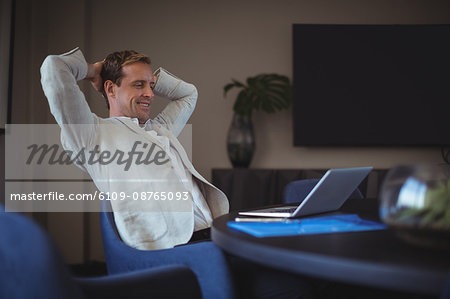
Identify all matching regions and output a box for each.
[110,116,153,128]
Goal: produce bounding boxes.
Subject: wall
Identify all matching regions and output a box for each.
[10,0,91,263]
[85,0,448,179]
[9,0,450,263]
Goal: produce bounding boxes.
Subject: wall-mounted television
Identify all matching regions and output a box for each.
[293,24,450,146]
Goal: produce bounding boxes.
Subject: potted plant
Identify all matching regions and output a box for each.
[223,74,293,168]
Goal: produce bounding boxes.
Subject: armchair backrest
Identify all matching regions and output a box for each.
[99,200,236,299]
[0,207,83,299]
[100,200,134,274]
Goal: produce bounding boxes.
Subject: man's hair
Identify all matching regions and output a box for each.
[100,50,151,109]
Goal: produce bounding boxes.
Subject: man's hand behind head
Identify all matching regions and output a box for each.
[86,61,104,93]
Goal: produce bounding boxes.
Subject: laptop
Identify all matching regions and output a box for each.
[238,167,373,218]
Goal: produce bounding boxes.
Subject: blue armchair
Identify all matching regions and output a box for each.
[100,200,235,299]
[0,205,201,299]
[283,178,363,204]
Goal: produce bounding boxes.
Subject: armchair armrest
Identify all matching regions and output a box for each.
[75,265,201,299]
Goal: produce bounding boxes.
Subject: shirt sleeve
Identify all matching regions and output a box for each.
[40,47,98,153]
[40,47,96,125]
[152,68,198,137]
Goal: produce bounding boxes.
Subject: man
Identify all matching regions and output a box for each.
[41,48,311,298]
[41,48,228,250]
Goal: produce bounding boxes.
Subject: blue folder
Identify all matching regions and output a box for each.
[227,214,386,237]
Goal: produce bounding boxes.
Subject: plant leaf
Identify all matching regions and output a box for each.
[223,83,236,97]
[233,90,252,116]
[223,73,292,115]
[232,79,245,88]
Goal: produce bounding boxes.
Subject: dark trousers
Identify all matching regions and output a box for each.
[188,227,212,243]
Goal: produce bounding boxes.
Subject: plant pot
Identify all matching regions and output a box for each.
[226,114,255,168]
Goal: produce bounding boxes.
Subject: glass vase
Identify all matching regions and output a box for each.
[226,114,255,168]
[379,164,450,249]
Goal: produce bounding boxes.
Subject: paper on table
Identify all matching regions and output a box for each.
[227,214,386,237]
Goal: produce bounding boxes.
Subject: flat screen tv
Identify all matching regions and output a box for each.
[293,24,450,146]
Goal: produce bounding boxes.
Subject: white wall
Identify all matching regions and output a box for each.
[10,0,450,263]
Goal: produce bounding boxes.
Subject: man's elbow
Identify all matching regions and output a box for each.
[40,55,64,80]
[188,84,198,106]
[41,55,58,72]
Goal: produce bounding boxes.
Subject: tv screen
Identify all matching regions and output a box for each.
[293,24,450,146]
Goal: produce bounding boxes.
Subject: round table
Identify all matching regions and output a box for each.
[211,198,450,296]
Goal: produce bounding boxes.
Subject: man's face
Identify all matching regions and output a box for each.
[111,62,156,124]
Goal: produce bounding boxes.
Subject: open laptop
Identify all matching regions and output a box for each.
[238,167,373,218]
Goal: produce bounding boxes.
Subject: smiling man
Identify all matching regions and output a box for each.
[98,50,155,124]
[40,48,229,250]
[40,48,311,299]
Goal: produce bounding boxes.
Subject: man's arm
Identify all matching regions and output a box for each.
[40,47,96,125]
[152,68,198,137]
[86,60,104,93]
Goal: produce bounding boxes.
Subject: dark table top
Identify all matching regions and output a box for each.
[211,198,450,296]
